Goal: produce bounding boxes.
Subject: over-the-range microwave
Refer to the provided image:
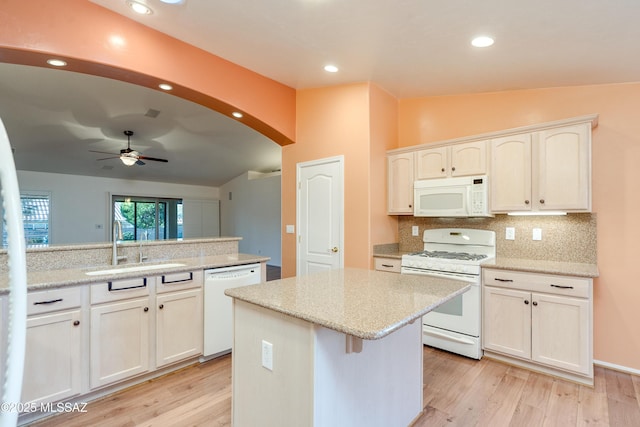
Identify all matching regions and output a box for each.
[413,175,493,217]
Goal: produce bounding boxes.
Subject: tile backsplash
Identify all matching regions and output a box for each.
[398,213,596,263]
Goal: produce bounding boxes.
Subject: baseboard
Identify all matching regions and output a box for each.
[594,359,640,376]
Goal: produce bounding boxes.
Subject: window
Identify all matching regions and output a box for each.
[1,191,51,247]
[112,195,182,241]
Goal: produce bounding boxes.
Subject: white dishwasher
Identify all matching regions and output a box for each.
[203,263,262,358]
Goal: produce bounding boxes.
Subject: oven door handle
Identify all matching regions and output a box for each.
[423,328,475,345]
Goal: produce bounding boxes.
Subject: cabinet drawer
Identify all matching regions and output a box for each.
[28,287,82,316]
[156,270,202,294]
[483,269,590,298]
[91,277,150,304]
[374,257,401,273]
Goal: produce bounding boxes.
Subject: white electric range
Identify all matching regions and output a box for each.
[401,228,495,359]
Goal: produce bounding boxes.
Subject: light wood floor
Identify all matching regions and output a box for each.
[31,346,640,426]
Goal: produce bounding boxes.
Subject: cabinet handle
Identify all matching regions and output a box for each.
[524,300,529,305]
[143,307,149,312]
[532,301,538,306]
[540,199,545,204]
[381,264,394,268]
[494,278,513,282]
[525,200,530,205]
[159,304,164,310]
[73,320,80,326]
[550,284,574,289]
[33,298,63,305]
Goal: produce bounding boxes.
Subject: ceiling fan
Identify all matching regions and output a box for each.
[90,130,168,166]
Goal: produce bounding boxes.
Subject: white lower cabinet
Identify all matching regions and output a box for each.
[90,278,151,389]
[482,268,593,384]
[22,287,83,405]
[155,271,203,367]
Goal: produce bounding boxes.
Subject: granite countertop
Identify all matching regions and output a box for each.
[483,257,599,278]
[0,253,269,294]
[225,267,470,340]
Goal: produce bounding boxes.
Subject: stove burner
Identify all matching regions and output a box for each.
[409,250,488,261]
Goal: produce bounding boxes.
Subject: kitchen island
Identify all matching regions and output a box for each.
[225,268,470,427]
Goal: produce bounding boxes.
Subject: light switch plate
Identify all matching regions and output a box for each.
[505,227,515,240]
[285,225,295,234]
[412,226,419,236]
[262,340,273,371]
[533,228,542,241]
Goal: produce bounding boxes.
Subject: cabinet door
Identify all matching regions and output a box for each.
[490,134,532,212]
[387,152,414,214]
[90,298,150,389]
[415,147,448,179]
[483,286,531,359]
[536,123,590,211]
[156,288,203,367]
[531,293,590,375]
[22,310,82,405]
[450,141,487,177]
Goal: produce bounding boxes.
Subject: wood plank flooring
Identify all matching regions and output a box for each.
[30,346,640,426]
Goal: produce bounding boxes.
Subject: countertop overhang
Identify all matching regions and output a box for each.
[225,268,471,340]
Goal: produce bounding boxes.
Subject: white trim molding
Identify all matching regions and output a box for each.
[594,359,640,376]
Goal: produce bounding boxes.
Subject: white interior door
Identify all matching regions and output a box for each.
[297,156,344,276]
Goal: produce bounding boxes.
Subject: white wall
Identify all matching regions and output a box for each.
[220,172,281,266]
[14,170,220,245]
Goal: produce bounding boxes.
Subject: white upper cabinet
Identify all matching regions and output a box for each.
[490,134,533,211]
[491,122,592,213]
[536,124,591,211]
[387,152,414,215]
[415,141,488,180]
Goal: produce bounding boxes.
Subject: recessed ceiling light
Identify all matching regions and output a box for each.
[232,112,243,118]
[46,59,67,67]
[324,65,339,73]
[158,83,173,91]
[471,36,494,48]
[126,0,153,15]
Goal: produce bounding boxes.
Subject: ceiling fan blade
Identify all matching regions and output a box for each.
[90,150,119,156]
[138,155,168,163]
[136,159,146,166]
[96,156,120,161]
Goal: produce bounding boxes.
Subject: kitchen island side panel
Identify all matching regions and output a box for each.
[231,300,423,427]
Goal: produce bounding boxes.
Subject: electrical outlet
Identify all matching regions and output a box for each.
[261,340,273,371]
[532,228,542,241]
[412,226,419,236]
[285,225,295,234]
[505,227,515,240]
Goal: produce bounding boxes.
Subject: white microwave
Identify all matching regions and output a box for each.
[413,175,492,217]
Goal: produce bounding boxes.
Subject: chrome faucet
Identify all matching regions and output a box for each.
[112,220,127,265]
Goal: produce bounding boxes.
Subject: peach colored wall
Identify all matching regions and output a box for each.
[0,0,295,146]
[369,84,400,260]
[281,83,373,278]
[399,83,640,371]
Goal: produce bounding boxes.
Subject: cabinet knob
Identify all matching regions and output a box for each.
[73,320,80,326]
[331,247,339,253]
[532,301,538,306]
[525,200,530,205]
[539,199,545,204]
[441,168,445,172]
[451,166,456,172]
[524,300,529,305]
[159,304,164,310]
[143,307,149,312]
[409,204,412,208]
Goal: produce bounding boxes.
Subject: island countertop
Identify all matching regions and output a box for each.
[225,267,470,340]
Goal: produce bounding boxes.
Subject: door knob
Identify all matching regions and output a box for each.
[331,247,339,253]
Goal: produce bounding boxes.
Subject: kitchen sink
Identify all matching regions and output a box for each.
[85,263,187,276]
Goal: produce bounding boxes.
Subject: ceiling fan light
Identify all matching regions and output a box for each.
[120,155,138,166]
